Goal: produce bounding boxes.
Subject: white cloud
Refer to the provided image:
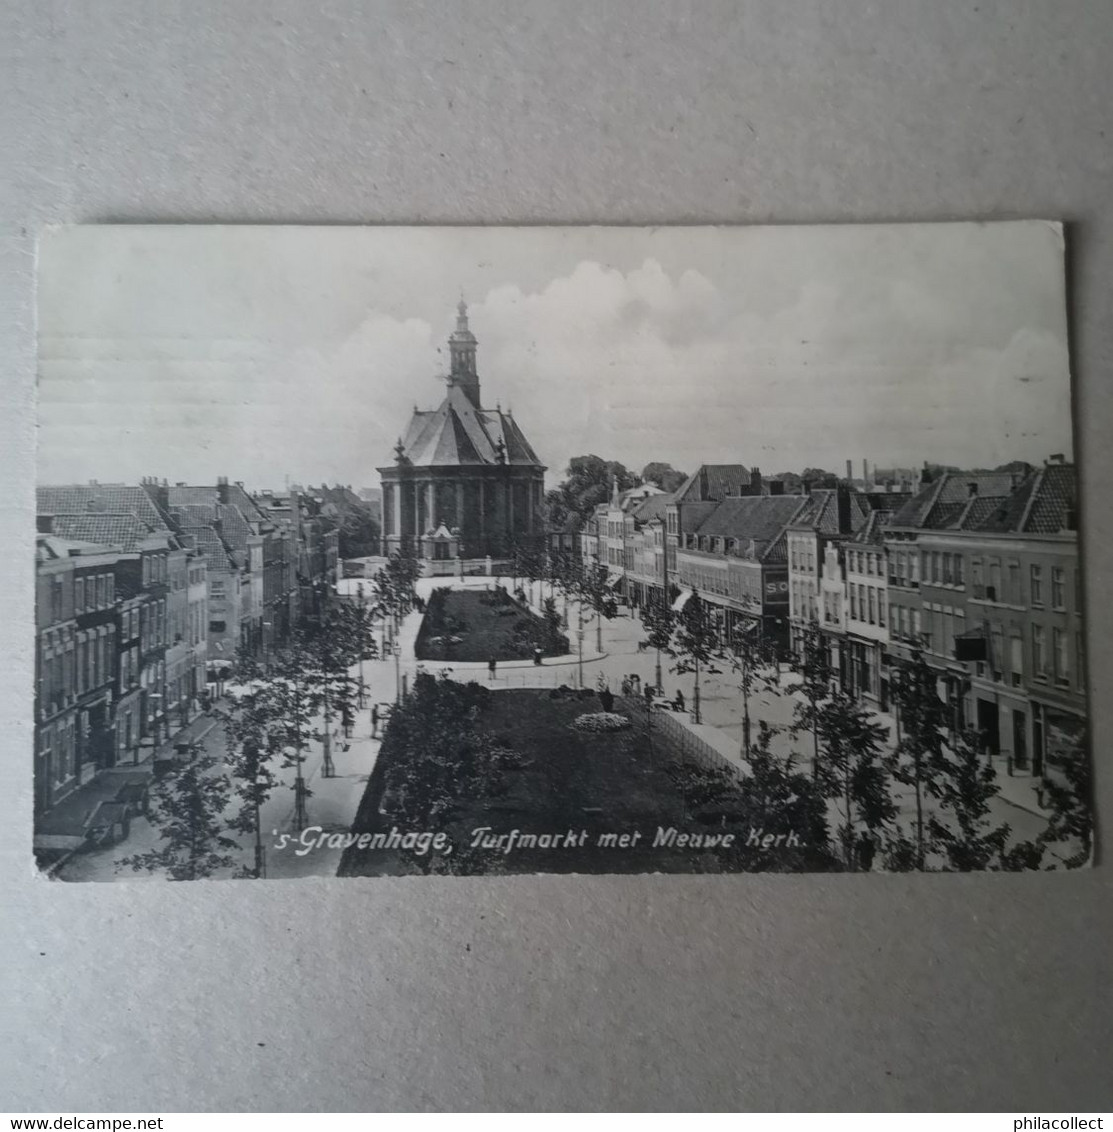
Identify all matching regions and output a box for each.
[37,224,1072,488]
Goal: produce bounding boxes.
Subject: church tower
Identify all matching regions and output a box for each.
[379,300,546,563]
[448,299,481,407]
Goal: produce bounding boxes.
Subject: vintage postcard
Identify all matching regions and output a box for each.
[33,222,1090,879]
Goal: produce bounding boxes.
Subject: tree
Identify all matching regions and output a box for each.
[1038,734,1093,868]
[263,646,323,829]
[639,588,675,692]
[349,584,379,707]
[671,590,721,725]
[298,606,363,777]
[641,462,688,493]
[888,647,949,870]
[927,728,1013,871]
[222,689,285,878]
[381,674,522,835]
[541,596,564,652]
[118,747,239,880]
[727,621,780,760]
[815,690,895,869]
[737,722,834,869]
[789,621,832,779]
[577,559,619,654]
[545,455,638,531]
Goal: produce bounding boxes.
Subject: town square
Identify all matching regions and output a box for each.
[32,223,1090,879]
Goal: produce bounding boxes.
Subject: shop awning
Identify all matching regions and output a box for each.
[672,588,693,612]
[605,574,624,591]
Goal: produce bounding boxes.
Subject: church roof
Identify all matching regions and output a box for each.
[390,384,543,469]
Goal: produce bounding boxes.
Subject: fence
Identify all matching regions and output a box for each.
[626,695,744,778]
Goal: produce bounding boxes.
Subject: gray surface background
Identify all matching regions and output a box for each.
[1,1,1111,1113]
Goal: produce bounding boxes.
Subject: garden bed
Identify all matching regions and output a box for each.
[414,586,569,662]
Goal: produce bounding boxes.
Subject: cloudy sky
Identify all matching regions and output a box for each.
[37,222,1073,490]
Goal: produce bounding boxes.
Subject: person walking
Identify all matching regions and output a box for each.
[674,689,686,713]
[370,703,379,738]
[488,656,497,681]
[533,646,543,666]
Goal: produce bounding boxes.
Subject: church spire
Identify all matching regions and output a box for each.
[448,297,481,407]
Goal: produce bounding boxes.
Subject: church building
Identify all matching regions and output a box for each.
[378,301,546,564]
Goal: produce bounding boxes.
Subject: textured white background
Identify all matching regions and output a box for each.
[2,1,1111,1113]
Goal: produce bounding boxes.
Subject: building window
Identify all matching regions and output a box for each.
[971,557,984,599]
[1030,564,1043,606]
[1007,561,1020,605]
[75,577,85,611]
[868,588,877,625]
[942,553,953,586]
[1051,567,1065,610]
[990,625,1004,681]
[850,586,858,619]
[988,559,1002,602]
[878,596,886,628]
[1053,628,1069,686]
[1032,624,1046,678]
[1010,629,1023,686]
[954,556,964,587]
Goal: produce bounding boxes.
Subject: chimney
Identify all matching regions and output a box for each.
[1047,453,1065,465]
[862,458,870,488]
[836,483,853,534]
[846,459,853,482]
[968,482,979,497]
[217,476,230,504]
[750,466,762,493]
[769,480,785,496]
[36,514,53,534]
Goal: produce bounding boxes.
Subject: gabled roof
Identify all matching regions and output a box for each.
[179,525,235,572]
[694,494,807,547]
[48,512,167,552]
[389,385,543,469]
[1020,463,1077,534]
[167,486,220,508]
[37,485,170,533]
[887,464,1077,536]
[673,464,753,503]
[889,473,1016,530]
[630,492,674,525]
[849,510,893,546]
[169,503,219,526]
[788,489,873,535]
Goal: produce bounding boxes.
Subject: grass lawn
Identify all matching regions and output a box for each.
[414,588,568,663]
[339,686,832,876]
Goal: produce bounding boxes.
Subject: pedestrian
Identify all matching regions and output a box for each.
[371,704,379,738]
[488,656,497,680]
[533,646,543,666]
[674,689,685,713]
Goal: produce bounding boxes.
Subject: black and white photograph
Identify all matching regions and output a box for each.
[33,221,1091,879]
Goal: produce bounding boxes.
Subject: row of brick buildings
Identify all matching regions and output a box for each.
[788,458,1084,778]
[578,457,1085,783]
[34,480,341,840]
